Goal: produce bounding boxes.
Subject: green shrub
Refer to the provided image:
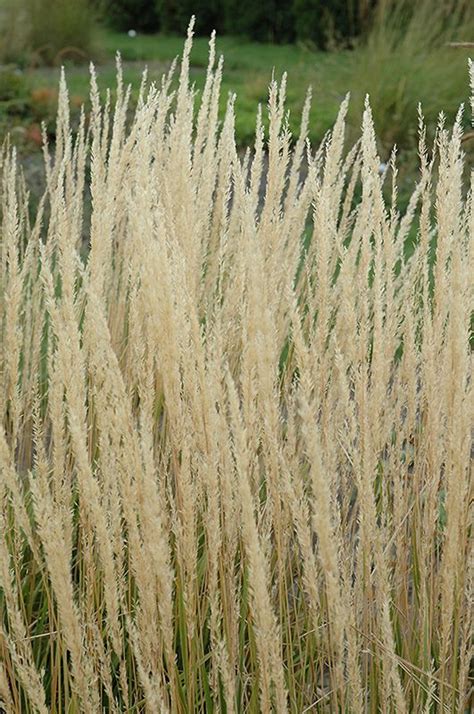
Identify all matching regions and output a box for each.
[293,0,363,49]
[0,0,98,66]
[0,0,28,63]
[225,0,295,43]
[155,0,228,36]
[98,0,160,32]
[0,68,25,101]
[0,68,29,120]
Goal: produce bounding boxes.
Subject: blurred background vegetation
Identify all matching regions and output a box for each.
[0,0,473,204]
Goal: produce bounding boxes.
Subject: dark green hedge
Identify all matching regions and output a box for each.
[100,0,160,32]
[99,0,377,48]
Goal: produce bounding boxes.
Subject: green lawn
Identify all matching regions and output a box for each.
[100,30,351,143]
[3,28,352,147]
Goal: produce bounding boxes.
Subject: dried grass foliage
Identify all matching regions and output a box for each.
[0,23,472,713]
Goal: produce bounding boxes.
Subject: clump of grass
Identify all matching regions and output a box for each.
[0,20,472,713]
[347,0,474,154]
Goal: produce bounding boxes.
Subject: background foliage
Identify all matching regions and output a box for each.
[100,0,377,47]
[0,0,473,199]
